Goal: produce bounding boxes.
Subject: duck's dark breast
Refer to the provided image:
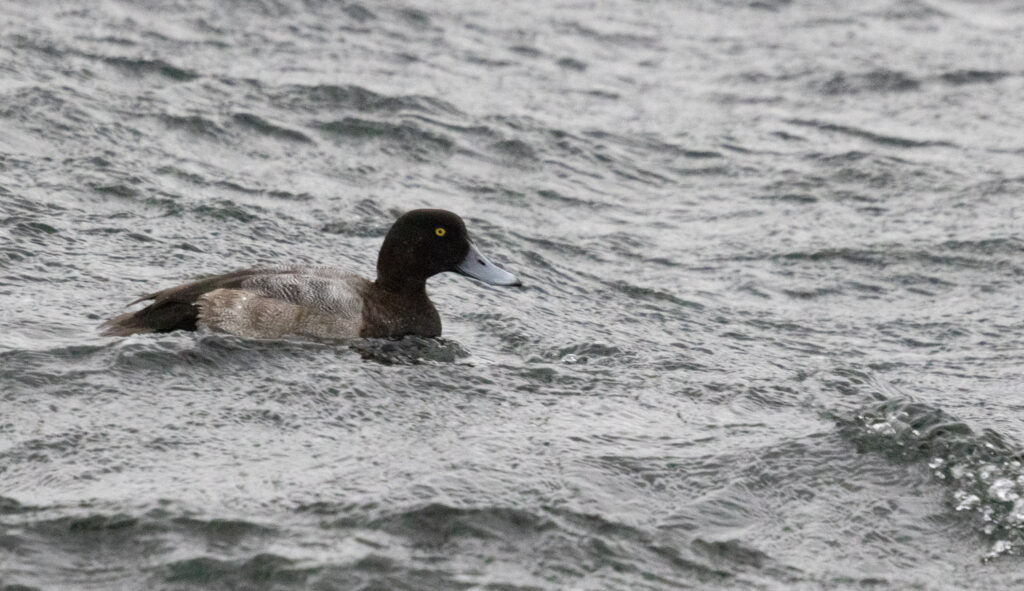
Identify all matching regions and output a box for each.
[359,285,442,338]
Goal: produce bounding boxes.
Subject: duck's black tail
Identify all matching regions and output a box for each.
[101,300,199,336]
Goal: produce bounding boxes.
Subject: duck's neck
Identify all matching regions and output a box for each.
[375,238,433,294]
[373,275,428,295]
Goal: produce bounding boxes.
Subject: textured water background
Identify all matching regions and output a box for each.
[1,0,1023,589]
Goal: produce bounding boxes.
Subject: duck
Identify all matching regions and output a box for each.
[102,209,521,339]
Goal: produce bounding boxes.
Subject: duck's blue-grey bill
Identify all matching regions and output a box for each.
[456,242,521,286]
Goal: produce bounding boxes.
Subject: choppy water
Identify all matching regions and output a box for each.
[2,0,1023,589]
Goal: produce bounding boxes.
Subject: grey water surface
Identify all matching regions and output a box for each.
[2,0,1024,589]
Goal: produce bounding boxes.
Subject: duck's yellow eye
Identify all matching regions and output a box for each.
[435,227,446,237]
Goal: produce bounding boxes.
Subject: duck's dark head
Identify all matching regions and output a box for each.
[375,209,521,292]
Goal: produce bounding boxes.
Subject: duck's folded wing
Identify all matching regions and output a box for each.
[101,268,265,336]
[101,266,363,336]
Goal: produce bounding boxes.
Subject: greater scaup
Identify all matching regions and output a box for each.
[102,209,521,339]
